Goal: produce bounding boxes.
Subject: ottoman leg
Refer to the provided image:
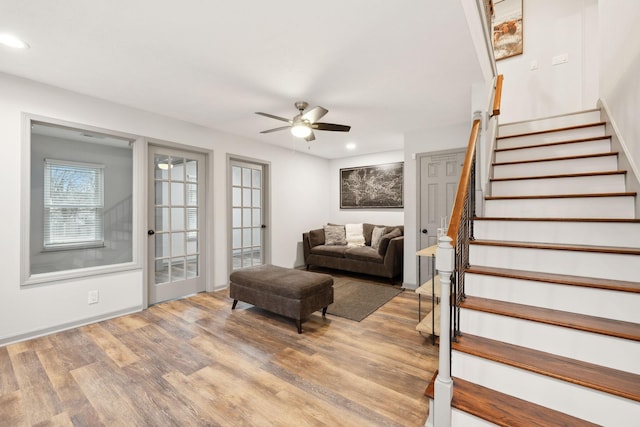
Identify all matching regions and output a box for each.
[232,299,238,310]
[322,306,328,316]
[296,320,302,334]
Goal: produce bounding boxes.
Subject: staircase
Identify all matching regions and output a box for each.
[430,109,640,426]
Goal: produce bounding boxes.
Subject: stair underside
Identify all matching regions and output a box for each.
[460,295,640,342]
[465,265,640,294]
[451,333,640,403]
[470,239,640,255]
[425,374,600,427]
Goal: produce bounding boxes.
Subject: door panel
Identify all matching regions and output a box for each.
[418,150,465,285]
[230,159,266,271]
[148,146,205,304]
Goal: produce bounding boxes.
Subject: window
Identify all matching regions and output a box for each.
[43,159,105,250]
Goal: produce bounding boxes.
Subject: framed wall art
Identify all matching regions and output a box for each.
[340,162,403,209]
[493,0,523,60]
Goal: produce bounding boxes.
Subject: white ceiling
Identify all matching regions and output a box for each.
[0,0,483,159]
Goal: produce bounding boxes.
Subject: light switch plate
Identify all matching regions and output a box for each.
[552,53,569,65]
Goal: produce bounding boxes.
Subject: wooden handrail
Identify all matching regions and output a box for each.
[446,119,481,246]
[492,74,504,117]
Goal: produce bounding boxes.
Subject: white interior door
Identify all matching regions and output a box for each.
[229,159,267,271]
[418,149,465,285]
[148,146,206,304]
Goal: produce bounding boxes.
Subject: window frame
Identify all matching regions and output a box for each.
[21,114,144,287]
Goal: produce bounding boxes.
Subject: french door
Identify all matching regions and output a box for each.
[229,159,268,271]
[148,146,206,304]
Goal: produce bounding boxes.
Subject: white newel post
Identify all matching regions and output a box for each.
[433,235,455,426]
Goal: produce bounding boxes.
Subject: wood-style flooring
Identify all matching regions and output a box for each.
[0,276,437,426]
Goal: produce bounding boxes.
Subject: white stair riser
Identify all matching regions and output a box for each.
[469,245,639,282]
[465,274,640,324]
[451,352,640,426]
[497,126,605,150]
[460,309,640,374]
[474,220,640,248]
[484,196,635,219]
[493,155,618,179]
[498,110,602,137]
[451,409,497,427]
[494,138,611,163]
[491,174,626,197]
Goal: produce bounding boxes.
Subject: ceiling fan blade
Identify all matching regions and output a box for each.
[255,112,291,123]
[301,106,328,124]
[311,122,351,132]
[305,131,316,142]
[260,125,291,134]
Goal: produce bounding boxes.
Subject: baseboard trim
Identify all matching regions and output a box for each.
[0,305,144,347]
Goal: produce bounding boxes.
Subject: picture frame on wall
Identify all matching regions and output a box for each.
[493,0,523,61]
[340,162,403,209]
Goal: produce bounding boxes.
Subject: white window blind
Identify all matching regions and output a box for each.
[44,159,105,249]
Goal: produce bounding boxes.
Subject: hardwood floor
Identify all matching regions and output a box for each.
[0,277,437,426]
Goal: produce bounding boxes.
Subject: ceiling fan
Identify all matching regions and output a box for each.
[256,101,351,141]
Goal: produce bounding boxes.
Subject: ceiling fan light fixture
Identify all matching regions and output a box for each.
[291,122,311,138]
[0,33,29,49]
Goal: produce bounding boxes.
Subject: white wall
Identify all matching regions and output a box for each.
[403,123,471,288]
[497,0,599,123]
[598,0,640,183]
[0,72,330,344]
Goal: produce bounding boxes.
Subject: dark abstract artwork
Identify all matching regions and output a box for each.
[340,162,403,209]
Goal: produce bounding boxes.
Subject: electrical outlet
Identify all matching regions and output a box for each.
[88,290,99,305]
[530,60,539,70]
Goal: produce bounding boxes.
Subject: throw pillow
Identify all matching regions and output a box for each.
[345,223,365,247]
[377,227,402,255]
[308,228,325,247]
[370,226,387,249]
[324,225,347,245]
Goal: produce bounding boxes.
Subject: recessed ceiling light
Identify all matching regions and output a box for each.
[0,33,29,49]
[346,143,356,150]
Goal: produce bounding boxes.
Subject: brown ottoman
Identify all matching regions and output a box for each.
[229,264,334,333]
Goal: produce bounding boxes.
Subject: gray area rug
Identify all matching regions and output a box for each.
[326,280,402,322]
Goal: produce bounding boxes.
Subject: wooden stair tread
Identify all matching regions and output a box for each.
[466,265,640,294]
[470,239,640,255]
[424,371,599,426]
[485,192,636,200]
[495,135,611,153]
[493,151,617,166]
[451,377,599,427]
[452,333,640,402]
[461,296,640,342]
[490,170,626,182]
[475,217,640,223]
[497,122,606,140]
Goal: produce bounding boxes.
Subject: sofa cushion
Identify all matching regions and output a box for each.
[310,245,348,258]
[371,226,387,249]
[308,228,325,247]
[324,225,347,245]
[377,228,402,255]
[344,246,384,264]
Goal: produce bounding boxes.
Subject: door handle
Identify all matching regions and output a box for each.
[147,230,155,235]
[261,224,266,229]
[421,229,428,234]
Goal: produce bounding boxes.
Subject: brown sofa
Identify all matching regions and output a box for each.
[302,224,404,282]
